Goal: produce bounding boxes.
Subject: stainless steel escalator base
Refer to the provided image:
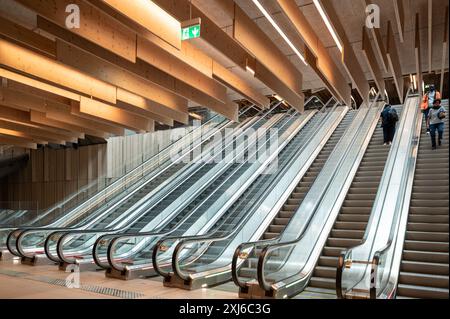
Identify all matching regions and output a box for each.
[105,266,152,280]
[21,255,56,266]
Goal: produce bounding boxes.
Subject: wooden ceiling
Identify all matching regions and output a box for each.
[0,0,448,149]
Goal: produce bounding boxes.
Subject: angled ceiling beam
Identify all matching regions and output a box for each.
[54,38,188,120]
[152,0,302,110]
[361,0,390,73]
[0,38,116,103]
[362,27,386,97]
[392,0,405,43]
[428,0,433,73]
[0,104,81,140]
[44,109,119,137]
[0,87,70,113]
[254,61,305,112]
[277,0,351,106]
[0,128,48,145]
[211,61,270,109]
[89,0,265,111]
[232,3,303,98]
[152,0,251,69]
[102,0,181,50]
[0,135,37,149]
[0,68,80,101]
[440,6,449,94]
[0,15,56,58]
[415,13,423,97]
[75,97,154,133]
[386,20,404,103]
[15,0,137,62]
[311,0,369,104]
[0,119,73,144]
[136,36,227,104]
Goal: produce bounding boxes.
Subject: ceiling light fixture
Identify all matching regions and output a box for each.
[252,0,307,66]
[313,0,343,53]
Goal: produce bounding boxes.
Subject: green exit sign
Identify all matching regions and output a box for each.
[181,24,201,40]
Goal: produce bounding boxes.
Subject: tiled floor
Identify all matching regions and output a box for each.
[0,258,238,299]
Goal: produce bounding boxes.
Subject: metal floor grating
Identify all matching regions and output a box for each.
[0,268,145,299]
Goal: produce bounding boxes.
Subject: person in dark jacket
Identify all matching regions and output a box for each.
[380,104,398,145]
[427,98,447,150]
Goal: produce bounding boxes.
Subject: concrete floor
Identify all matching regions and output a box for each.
[0,258,238,299]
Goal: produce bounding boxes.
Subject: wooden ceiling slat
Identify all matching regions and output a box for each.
[55,39,188,117]
[415,13,423,96]
[440,6,448,94]
[0,39,116,104]
[362,27,386,97]
[312,0,369,105]
[0,135,37,149]
[0,104,81,140]
[0,15,56,57]
[136,36,228,104]
[233,3,303,96]
[0,119,72,144]
[212,61,270,109]
[15,0,136,62]
[362,0,389,73]
[277,0,351,106]
[76,97,154,133]
[255,61,304,112]
[0,68,80,101]
[102,0,181,50]
[0,128,48,145]
[386,20,404,103]
[392,0,405,43]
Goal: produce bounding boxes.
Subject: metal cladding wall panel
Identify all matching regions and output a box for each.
[16,0,137,62]
[233,4,302,96]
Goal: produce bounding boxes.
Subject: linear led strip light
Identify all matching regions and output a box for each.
[313,0,343,53]
[252,0,307,66]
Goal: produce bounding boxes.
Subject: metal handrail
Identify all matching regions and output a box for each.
[154,104,344,281]
[7,106,260,258]
[369,96,422,299]
[253,101,379,293]
[335,92,419,299]
[46,102,285,264]
[103,108,299,273]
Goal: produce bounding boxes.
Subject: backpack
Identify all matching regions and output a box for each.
[387,108,399,123]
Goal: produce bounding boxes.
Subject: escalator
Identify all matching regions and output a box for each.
[152,105,351,289]
[46,109,293,270]
[300,107,401,298]
[0,111,234,258]
[396,108,449,299]
[6,109,257,262]
[261,112,356,241]
[91,110,310,278]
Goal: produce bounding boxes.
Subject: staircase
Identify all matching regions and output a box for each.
[396,105,449,299]
[298,106,402,299]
